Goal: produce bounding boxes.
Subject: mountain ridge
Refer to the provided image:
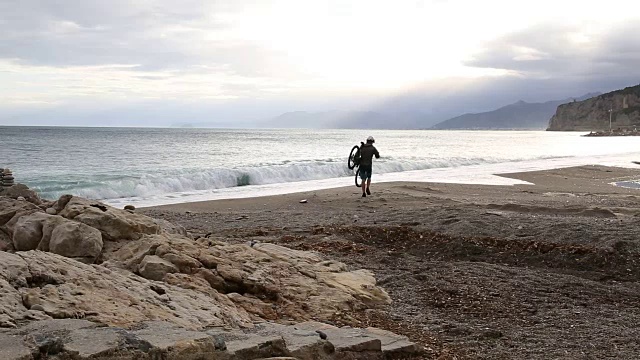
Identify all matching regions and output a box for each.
[430,93,600,130]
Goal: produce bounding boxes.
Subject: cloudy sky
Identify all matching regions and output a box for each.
[1,0,639,127]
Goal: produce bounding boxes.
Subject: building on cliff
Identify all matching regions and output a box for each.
[547,84,640,131]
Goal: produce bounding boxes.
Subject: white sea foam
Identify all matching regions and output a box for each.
[40,156,527,200]
[105,152,640,208]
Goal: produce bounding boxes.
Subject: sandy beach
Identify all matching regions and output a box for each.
[142,165,640,359]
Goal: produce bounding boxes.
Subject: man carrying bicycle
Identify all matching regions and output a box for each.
[359,136,380,198]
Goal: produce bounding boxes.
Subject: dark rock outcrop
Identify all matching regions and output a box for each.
[548,85,640,131]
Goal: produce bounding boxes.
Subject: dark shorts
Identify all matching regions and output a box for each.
[359,165,372,180]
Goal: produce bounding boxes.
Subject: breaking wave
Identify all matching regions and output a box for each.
[31,156,540,201]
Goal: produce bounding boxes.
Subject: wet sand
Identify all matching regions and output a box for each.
[142,165,640,359]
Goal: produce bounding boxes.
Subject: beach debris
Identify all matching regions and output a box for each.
[299,199,308,203]
[485,211,504,216]
[124,205,136,211]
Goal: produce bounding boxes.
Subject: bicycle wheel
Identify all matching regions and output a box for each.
[354,167,362,187]
[347,145,359,170]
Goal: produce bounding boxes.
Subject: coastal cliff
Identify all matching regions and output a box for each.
[547,85,640,131]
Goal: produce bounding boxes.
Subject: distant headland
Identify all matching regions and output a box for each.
[548,84,640,133]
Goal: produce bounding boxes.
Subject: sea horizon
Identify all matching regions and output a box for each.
[1,124,551,131]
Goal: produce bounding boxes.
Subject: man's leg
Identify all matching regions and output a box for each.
[366,178,372,195]
[360,168,369,197]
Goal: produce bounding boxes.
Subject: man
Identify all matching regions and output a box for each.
[358,136,380,197]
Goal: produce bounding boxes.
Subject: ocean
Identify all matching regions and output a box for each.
[2,126,640,207]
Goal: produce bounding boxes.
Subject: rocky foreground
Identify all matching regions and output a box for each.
[0,185,422,359]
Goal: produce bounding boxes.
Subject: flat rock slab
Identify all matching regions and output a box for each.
[0,331,32,360]
[250,322,335,358]
[292,321,381,352]
[207,327,289,360]
[133,321,218,360]
[0,319,421,360]
[15,319,98,335]
[64,327,131,358]
[292,321,422,356]
[364,327,422,355]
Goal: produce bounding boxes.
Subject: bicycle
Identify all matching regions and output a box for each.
[347,142,364,188]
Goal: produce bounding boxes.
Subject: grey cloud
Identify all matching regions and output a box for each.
[0,0,287,77]
[466,22,640,80]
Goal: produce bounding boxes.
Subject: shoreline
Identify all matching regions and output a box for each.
[142,164,640,212]
[113,152,640,209]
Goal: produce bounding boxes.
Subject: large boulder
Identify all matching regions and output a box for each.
[11,212,50,251]
[58,196,160,240]
[139,255,178,281]
[154,218,189,237]
[49,221,103,263]
[0,197,41,229]
[4,210,104,263]
[0,184,42,205]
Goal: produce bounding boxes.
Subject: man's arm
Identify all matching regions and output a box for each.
[374,147,380,159]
